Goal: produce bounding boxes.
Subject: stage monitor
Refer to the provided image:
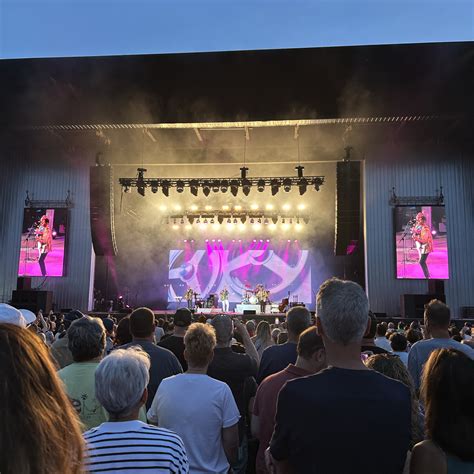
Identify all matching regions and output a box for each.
[394,206,449,280]
[18,208,69,277]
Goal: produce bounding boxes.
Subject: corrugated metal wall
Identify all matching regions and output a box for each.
[0,156,94,310]
[365,152,474,317]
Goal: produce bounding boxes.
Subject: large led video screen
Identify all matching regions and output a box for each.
[168,241,312,305]
[18,208,69,277]
[394,206,449,280]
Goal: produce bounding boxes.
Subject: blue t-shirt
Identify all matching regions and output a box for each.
[270,366,412,474]
[257,342,297,384]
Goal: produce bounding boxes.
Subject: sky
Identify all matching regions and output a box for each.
[0,0,473,59]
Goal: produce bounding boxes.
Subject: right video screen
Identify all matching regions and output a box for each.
[394,205,449,280]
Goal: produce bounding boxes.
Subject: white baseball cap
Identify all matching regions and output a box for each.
[0,304,36,327]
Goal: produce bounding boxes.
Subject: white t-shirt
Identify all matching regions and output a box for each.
[148,373,240,474]
[375,337,393,353]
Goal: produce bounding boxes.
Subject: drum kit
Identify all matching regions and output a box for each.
[241,286,270,305]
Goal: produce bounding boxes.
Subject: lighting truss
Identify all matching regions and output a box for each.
[119,168,324,196]
[162,210,311,225]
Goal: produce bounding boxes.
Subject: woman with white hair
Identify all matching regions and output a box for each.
[84,347,188,473]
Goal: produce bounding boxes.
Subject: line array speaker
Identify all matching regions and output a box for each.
[90,165,118,256]
[334,161,361,256]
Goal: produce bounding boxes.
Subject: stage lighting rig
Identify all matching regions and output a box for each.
[136,168,147,197]
[118,168,325,196]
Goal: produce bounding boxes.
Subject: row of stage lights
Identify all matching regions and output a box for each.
[166,215,309,225]
[119,166,325,197]
[180,239,299,243]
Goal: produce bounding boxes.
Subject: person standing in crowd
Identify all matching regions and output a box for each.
[252,327,326,474]
[408,300,474,391]
[246,320,256,338]
[361,311,390,355]
[410,348,474,473]
[390,332,409,366]
[365,353,424,448]
[158,308,192,370]
[267,278,411,474]
[154,318,165,343]
[148,323,240,474]
[102,317,115,355]
[122,307,182,410]
[257,306,311,383]
[50,310,84,368]
[84,347,189,473]
[374,322,392,352]
[208,315,259,473]
[114,315,133,346]
[0,323,84,474]
[58,316,108,431]
[253,320,274,358]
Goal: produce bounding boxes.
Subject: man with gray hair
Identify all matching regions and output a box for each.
[57,315,108,430]
[257,306,311,383]
[84,347,189,473]
[267,278,411,474]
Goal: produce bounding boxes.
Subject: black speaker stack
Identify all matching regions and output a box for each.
[11,290,53,314]
[90,165,118,256]
[334,161,361,256]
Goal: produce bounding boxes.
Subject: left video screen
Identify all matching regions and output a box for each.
[18,208,69,277]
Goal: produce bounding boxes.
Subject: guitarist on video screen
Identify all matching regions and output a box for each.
[35,215,52,276]
[411,212,433,279]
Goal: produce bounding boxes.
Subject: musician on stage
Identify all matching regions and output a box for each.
[35,215,52,276]
[220,287,229,312]
[411,212,433,279]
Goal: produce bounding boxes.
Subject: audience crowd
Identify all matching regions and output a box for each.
[0,277,474,474]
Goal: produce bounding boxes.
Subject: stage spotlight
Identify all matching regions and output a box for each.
[257,179,265,192]
[212,239,216,242]
[190,179,199,196]
[196,218,201,223]
[172,224,179,230]
[251,204,259,210]
[298,177,308,195]
[173,219,177,224]
[234,205,242,211]
[151,181,159,193]
[230,180,239,196]
[218,216,224,224]
[283,178,292,192]
[242,179,251,196]
[296,218,300,224]
[271,179,280,196]
[241,216,247,224]
[227,218,231,224]
[218,239,221,242]
[253,239,257,243]
[282,218,286,224]
[184,239,187,242]
[303,217,310,224]
[313,177,323,191]
[205,239,209,242]
[212,180,220,193]
[282,203,291,211]
[289,218,293,224]
[266,239,270,243]
[257,218,262,224]
[266,204,274,210]
[220,180,229,193]
[205,205,212,211]
[204,219,208,224]
[260,239,263,243]
[264,218,269,225]
[210,218,215,224]
[272,216,278,224]
[176,180,185,193]
[288,239,291,243]
[162,180,170,197]
[137,168,147,196]
[188,216,195,224]
[124,185,131,193]
[250,218,255,224]
[202,181,211,197]
[180,218,185,224]
[137,184,145,197]
[222,205,230,211]
[233,218,238,224]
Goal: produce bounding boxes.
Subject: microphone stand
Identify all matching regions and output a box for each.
[397,220,414,278]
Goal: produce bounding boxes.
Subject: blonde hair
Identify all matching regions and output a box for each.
[184,323,216,367]
[0,324,84,473]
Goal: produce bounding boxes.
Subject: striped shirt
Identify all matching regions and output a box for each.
[84,420,189,473]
